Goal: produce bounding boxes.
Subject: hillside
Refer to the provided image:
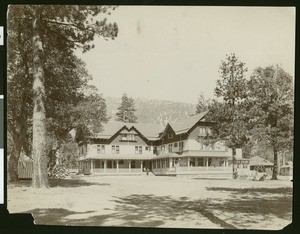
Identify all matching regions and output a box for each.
[105,96,197,125]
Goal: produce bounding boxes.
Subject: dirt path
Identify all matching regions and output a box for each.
[8,175,292,229]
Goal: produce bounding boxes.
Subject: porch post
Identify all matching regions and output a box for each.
[91,160,94,173]
[104,160,107,173]
[116,160,119,173]
[128,160,131,172]
[187,157,190,171]
[223,158,226,167]
[206,157,208,171]
[169,158,172,168]
[141,161,143,172]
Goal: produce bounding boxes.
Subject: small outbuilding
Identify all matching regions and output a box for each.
[18,155,33,179]
[280,161,293,176]
[249,156,273,175]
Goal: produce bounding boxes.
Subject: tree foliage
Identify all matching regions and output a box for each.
[7,5,118,186]
[247,65,294,179]
[116,93,138,123]
[207,54,249,177]
[195,92,210,114]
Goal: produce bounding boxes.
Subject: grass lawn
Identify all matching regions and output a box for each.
[8,175,292,229]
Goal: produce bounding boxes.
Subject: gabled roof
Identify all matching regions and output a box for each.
[249,156,273,166]
[169,111,208,134]
[90,111,209,141]
[92,121,164,140]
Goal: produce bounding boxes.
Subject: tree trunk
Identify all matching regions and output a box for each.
[272,147,278,180]
[31,8,48,188]
[232,147,236,179]
[8,148,21,181]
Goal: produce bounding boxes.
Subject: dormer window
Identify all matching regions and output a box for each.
[120,133,136,142]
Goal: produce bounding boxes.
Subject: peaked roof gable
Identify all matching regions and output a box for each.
[93,120,164,140]
[169,111,208,134]
[90,111,209,141]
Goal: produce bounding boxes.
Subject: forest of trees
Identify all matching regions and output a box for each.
[203,54,294,180]
[7,5,293,187]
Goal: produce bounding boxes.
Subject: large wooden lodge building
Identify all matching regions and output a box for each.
[77,111,247,177]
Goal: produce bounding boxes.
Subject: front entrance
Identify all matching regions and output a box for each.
[144,160,152,171]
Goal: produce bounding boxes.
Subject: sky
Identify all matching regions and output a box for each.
[78,6,295,104]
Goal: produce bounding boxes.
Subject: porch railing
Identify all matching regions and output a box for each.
[92,168,142,174]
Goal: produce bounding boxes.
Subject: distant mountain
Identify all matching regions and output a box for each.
[105,96,197,125]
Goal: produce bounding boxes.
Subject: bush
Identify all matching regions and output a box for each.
[47,164,70,179]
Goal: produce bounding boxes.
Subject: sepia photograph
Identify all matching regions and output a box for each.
[6,5,294,229]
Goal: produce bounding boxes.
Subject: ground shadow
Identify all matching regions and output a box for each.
[206,187,292,195]
[111,194,236,228]
[8,179,110,188]
[25,189,292,228]
[206,195,292,220]
[49,179,110,188]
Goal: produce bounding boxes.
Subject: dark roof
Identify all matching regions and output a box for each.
[91,111,208,141]
[93,121,164,140]
[169,111,208,134]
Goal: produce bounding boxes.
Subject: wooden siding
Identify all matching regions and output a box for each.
[18,161,33,179]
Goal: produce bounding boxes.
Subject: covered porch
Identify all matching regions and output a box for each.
[78,155,153,176]
[151,153,232,177]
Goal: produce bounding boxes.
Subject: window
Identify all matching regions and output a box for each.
[97,145,105,154]
[121,134,127,141]
[153,147,157,155]
[135,146,139,154]
[179,142,184,151]
[121,134,135,141]
[174,142,178,148]
[139,146,142,154]
[145,146,151,151]
[119,160,124,165]
[128,134,135,141]
[161,145,165,154]
[168,144,173,153]
[101,145,105,154]
[131,161,136,168]
[111,145,119,154]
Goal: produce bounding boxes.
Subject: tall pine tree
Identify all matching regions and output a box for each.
[7,5,118,187]
[116,93,137,123]
[247,65,294,180]
[211,53,249,178]
[195,92,210,114]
